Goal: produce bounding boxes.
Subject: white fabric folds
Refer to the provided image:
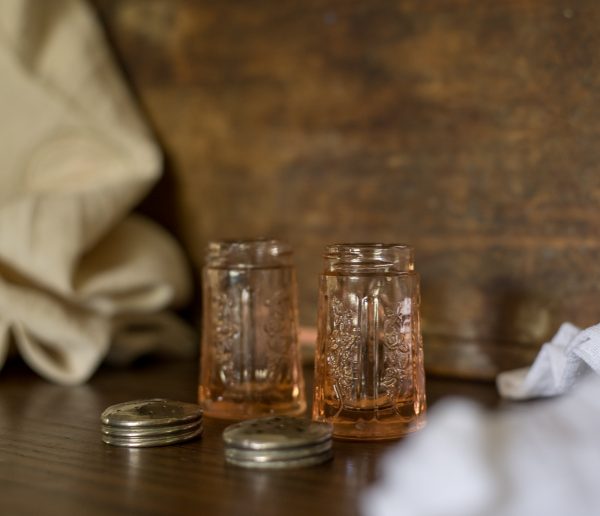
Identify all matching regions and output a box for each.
[362,376,600,516]
[497,322,600,400]
[0,0,193,384]
[362,323,600,516]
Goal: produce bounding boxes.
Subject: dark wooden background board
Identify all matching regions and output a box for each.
[90,0,600,378]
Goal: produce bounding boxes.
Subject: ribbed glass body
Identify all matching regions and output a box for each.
[199,239,306,419]
[312,244,426,439]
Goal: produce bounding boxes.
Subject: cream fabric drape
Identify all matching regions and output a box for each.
[0,0,193,384]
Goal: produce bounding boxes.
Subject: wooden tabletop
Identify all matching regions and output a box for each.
[0,357,498,516]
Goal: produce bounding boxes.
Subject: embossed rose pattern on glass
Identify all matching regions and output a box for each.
[312,244,426,440]
[199,240,306,419]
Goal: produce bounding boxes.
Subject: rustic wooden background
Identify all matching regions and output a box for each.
[90,0,600,379]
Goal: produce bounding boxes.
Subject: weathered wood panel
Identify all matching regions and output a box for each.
[91,0,600,378]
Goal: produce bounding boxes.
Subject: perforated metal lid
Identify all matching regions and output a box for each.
[102,419,202,438]
[102,424,203,448]
[225,440,332,463]
[223,416,333,451]
[225,449,333,469]
[101,399,203,428]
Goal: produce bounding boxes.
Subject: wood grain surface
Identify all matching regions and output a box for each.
[0,357,498,516]
[89,0,600,378]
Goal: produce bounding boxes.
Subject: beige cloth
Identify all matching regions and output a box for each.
[0,0,193,384]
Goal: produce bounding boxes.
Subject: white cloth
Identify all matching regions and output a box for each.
[362,376,600,516]
[497,322,600,400]
[362,323,600,516]
[0,0,193,384]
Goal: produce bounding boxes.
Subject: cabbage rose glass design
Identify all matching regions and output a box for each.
[199,239,306,419]
[312,244,426,439]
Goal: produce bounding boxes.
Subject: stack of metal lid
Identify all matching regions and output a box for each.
[101,399,203,447]
[223,416,333,469]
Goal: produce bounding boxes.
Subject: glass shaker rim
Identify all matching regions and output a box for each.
[322,242,414,273]
[207,237,292,251]
[205,238,293,268]
[324,242,413,253]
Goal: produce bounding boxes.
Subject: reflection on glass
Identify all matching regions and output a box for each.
[199,239,306,419]
[313,244,426,440]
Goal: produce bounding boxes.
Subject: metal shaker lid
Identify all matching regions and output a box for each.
[223,416,333,451]
[101,399,203,428]
[102,425,204,448]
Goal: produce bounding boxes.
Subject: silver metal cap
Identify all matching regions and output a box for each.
[101,399,203,428]
[223,416,333,451]
[102,424,203,448]
[225,450,333,469]
[225,440,332,463]
[102,419,202,439]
